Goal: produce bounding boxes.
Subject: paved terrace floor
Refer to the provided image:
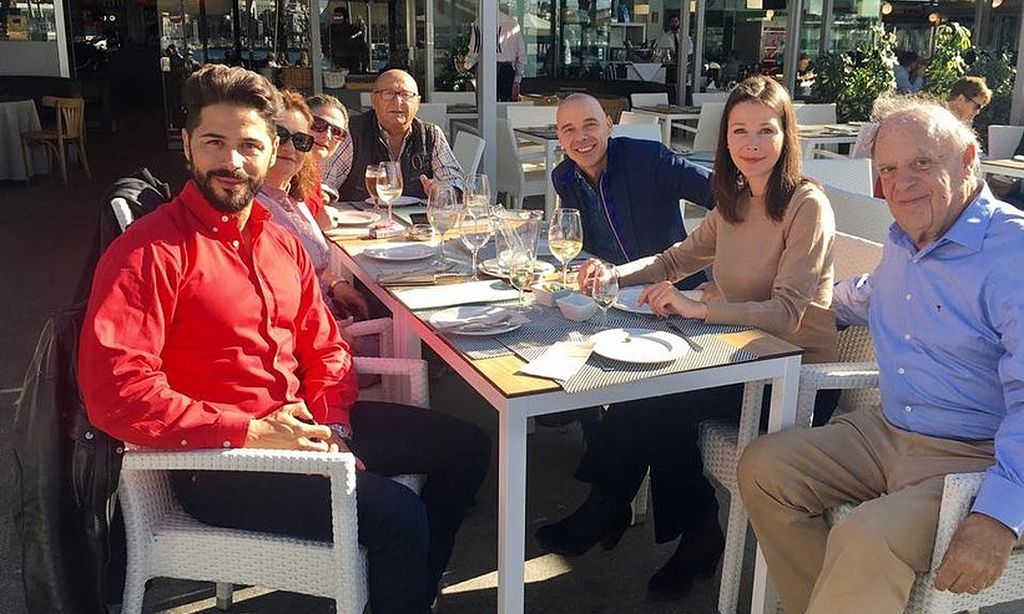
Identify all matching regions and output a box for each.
[0,113,1017,613]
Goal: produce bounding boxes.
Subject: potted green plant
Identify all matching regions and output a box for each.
[813,25,898,122]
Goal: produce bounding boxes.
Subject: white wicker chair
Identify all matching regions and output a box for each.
[697,232,884,614]
[118,354,430,614]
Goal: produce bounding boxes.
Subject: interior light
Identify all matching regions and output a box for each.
[881,1,893,15]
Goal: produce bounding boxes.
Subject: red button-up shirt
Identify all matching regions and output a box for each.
[78,180,358,450]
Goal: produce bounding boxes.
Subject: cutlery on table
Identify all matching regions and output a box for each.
[666,321,704,353]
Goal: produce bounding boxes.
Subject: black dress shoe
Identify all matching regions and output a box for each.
[534,497,632,557]
[647,518,725,600]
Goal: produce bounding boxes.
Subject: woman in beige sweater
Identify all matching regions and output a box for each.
[535,76,840,599]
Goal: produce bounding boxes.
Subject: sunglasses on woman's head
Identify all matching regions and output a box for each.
[275,125,315,152]
[311,116,347,140]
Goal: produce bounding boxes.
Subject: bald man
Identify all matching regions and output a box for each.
[551,93,712,285]
[737,98,1024,613]
[324,69,464,201]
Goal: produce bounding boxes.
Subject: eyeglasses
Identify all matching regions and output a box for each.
[275,125,314,152]
[311,115,347,140]
[969,97,987,112]
[373,89,420,102]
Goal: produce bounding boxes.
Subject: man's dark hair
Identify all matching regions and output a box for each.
[949,76,992,106]
[896,50,920,68]
[181,64,281,135]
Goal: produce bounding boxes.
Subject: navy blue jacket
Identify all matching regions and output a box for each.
[552,137,713,273]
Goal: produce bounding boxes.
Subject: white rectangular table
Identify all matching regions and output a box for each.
[980,158,1024,179]
[797,123,861,159]
[328,230,804,614]
[631,104,702,146]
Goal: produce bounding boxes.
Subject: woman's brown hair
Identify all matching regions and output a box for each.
[711,76,805,224]
[278,89,319,203]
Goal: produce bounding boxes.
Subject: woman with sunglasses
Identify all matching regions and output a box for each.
[256,90,368,321]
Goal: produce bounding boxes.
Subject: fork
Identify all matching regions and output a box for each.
[666,321,704,352]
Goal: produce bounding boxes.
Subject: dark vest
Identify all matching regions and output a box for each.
[338,110,436,201]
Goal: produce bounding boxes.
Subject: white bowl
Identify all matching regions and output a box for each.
[556,293,598,321]
[532,282,571,307]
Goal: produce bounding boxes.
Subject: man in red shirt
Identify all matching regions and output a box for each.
[78,65,489,614]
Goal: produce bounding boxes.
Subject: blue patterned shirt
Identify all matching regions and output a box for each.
[833,185,1024,535]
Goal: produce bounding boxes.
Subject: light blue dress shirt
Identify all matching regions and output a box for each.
[833,185,1024,536]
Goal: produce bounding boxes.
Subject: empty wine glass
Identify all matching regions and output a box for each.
[459,205,495,281]
[375,161,403,225]
[426,183,462,266]
[506,248,535,312]
[464,174,491,209]
[585,261,620,330]
[548,208,583,285]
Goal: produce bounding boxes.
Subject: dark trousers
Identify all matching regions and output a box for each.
[171,401,491,614]
[575,385,839,543]
[497,62,515,102]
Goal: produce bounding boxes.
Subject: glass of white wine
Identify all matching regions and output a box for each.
[548,208,583,285]
[459,205,495,280]
[364,165,381,211]
[426,182,462,266]
[507,248,535,312]
[375,161,403,225]
[464,174,491,209]
[586,261,620,330]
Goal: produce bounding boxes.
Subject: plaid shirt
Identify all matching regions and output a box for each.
[322,118,464,192]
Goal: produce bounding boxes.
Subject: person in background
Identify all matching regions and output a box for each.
[78,65,490,614]
[738,96,1024,614]
[797,52,816,97]
[655,13,693,62]
[947,75,992,126]
[295,50,310,67]
[536,79,840,600]
[460,3,526,101]
[895,50,924,94]
[323,69,463,200]
[329,6,362,72]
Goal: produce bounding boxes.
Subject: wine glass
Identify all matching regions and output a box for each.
[548,208,584,285]
[464,174,491,209]
[507,248,535,312]
[426,183,462,265]
[459,205,495,281]
[363,165,381,211]
[375,161,403,225]
[585,261,620,330]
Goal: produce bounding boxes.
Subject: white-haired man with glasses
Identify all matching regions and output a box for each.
[324,69,463,201]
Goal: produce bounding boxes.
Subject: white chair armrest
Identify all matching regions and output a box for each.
[353,356,429,408]
[795,361,880,427]
[931,472,986,569]
[345,317,392,338]
[121,447,357,478]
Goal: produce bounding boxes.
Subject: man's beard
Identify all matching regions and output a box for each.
[192,166,264,214]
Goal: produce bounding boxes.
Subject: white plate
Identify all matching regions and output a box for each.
[479,258,556,280]
[366,195,421,207]
[612,286,702,314]
[362,242,436,262]
[590,328,689,364]
[331,210,381,226]
[428,306,523,336]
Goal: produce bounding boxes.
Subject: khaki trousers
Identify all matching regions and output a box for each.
[737,407,995,614]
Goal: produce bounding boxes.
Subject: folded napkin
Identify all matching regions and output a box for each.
[433,308,530,332]
[518,335,594,381]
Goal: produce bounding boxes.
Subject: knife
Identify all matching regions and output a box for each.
[666,321,704,352]
[377,271,469,286]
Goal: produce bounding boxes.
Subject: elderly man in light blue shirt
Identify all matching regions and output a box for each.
[737,98,1024,614]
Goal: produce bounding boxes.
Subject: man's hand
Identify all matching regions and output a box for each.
[419,174,435,197]
[697,281,723,303]
[934,513,1017,594]
[576,258,602,292]
[331,281,370,320]
[511,82,521,101]
[245,401,332,451]
[328,433,366,471]
[639,281,709,319]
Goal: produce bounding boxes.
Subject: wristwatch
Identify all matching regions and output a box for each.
[329,423,353,442]
[329,278,349,294]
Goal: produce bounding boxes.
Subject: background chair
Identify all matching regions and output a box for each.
[359,92,373,110]
[617,110,660,125]
[430,91,475,105]
[691,101,727,153]
[987,124,1024,158]
[629,92,669,108]
[823,185,894,243]
[496,118,546,209]
[698,232,884,614]
[20,96,91,184]
[802,158,874,196]
[610,122,662,142]
[452,131,486,178]
[118,355,430,614]
[794,103,838,126]
[692,92,730,107]
[415,102,449,138]
[504,105,558,161]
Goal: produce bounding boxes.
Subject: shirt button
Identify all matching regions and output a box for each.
[905,405,913,412]
[222,440,232,448]
[180,439,188,447]
[905,293,913,301]
[232,240,240,248]
[904,333,912,341]
[221,215,229,222]
[897,367,905,374]
[212,226,219,233]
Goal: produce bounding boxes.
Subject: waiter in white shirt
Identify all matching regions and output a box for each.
[655,14,693,61]
[460,5,527,102]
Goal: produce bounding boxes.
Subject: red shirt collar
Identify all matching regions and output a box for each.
[180,179,272,239]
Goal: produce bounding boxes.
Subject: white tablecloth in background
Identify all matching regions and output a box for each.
[0,99,46,181]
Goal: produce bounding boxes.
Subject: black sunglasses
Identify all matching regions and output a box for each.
[311,115,347,140]
[275,125,315,152]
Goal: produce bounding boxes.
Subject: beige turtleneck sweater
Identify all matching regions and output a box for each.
[618,182,838,364]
